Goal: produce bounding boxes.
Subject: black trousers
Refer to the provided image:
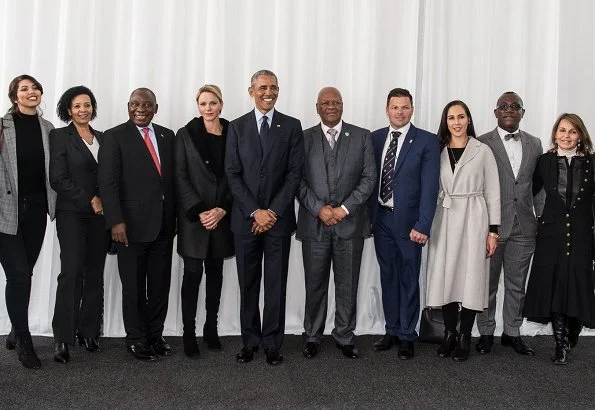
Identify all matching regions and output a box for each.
[0,193,47,331]
[234,233,291,350]
[116,226,173,346]
[181,256,224,335]
[52,210,110,344]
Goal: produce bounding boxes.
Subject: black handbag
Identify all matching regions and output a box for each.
[418,307,445,344]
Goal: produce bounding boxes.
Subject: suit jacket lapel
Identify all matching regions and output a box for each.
[516,130,531,180]
[394,125,415,176]
[440,148,454,194]
[262,111,281,163]
[452,138,480,182]
[488,128,515,178]
[67,123,96,163]
[313,126,329,184]
[153,124,168,177]
[126,121,161,177]
[1,115,18,194]
[335,123,352,179]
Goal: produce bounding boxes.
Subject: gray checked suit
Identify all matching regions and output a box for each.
[296,121,376,345]
[476,128,543,336]
[0,113,56,234]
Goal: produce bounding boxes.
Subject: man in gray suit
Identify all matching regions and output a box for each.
[476,91,543,355]
[296,87,376,359]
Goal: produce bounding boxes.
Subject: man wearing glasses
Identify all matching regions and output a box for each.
[475,92,543,356]
[99,88,176,361]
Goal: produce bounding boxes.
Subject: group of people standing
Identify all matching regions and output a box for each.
[0,70,592,371]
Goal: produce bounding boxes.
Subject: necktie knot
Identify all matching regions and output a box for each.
[505,133,520,141]
[142,127,150,138]
[142,127,161,175]
[327,128,338,150]
[392,131,401,140]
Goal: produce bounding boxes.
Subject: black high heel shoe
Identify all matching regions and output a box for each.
[76,333,101,352]
[5,328,16,350]
[54,343,70,364]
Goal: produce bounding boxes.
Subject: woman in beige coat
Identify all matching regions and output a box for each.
[425,100,501,361]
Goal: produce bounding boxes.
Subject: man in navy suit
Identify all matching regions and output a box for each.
[225,70,304,365]
[99,88,176,361]
[369,88,439,359]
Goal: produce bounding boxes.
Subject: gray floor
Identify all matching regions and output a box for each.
[1,334,594,409]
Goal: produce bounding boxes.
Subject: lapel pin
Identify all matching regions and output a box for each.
[276,124,280,127]
[409,139,413,143]
[345,132,349,136]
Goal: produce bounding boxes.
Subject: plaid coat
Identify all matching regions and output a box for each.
[0,113,56,234]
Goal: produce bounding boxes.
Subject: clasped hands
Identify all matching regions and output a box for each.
[251,209,277,235]
[199,207,226,230]
[318,205,347,226]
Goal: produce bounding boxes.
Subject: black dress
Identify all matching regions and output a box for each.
[523,153,595,327]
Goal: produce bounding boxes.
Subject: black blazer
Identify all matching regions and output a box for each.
[225,109,305,236]
[49,123,103,213]
[175,117,234,259]
[98,120,176,243]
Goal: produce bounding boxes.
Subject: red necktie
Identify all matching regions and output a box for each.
[142,127,161,175]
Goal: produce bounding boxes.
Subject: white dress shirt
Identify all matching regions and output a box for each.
[497,126,522,178]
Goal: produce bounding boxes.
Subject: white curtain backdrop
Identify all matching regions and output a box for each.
[1,0,594,338]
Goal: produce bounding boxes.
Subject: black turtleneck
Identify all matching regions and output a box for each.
[13,112,45,196]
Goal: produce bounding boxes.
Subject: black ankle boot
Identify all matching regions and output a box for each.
[54,343,70,364]
[568,317,583,349]
[6,328,16,350]
[552,313,570,365]
[203,322,222,350]
[183,333,200,359]
[16,331,41,369]
[437,331,457,358]
[76,333,101,352]
[453,333,471,362]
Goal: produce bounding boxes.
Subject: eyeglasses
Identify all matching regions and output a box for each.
[319,101,343,108]
[496,103,523,112]
[129,101,155,110]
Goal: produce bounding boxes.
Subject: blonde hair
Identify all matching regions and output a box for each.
[195,84,223,104]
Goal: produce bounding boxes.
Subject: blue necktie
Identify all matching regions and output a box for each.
[380,131,400,203]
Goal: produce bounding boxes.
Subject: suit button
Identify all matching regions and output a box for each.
[566,214,570,218]
[514,198,517,201]
[567,233,570,237]
[515,182,518,185]
[6,190,11,194]
[566,252,570,256]
[260,173,264,178]
[566,223,570,227]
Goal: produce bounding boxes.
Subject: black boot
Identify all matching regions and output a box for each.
[568,317,583,349]
[551,313,570,365]
[453,333,471,362]
[183,333,200,359]
[6,327,16,350]
[203,322,222,350]
[437,331,457,358]
[16,331,41,369]
[54,343,70,364]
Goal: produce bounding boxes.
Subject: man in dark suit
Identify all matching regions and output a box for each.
[98,88,176,361]
[296,87,376,359]
[225,70,304,365]
[369,88,440,359]
[475,92,543,356]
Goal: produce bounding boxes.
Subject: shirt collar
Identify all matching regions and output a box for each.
[389,122,411,137]
[497,126,520,140]
[321,120,343,136]
[254,107,275,124]
[136,123,155,136]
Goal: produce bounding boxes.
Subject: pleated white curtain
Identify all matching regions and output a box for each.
[0,0,593,337]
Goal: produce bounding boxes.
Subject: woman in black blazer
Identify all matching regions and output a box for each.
[49,86,110,363]
[175,84,234,358]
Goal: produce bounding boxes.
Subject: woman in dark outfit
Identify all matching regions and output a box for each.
[524,113,595,365]
[0,74,56,369]
[49,86,110,363]
[174,84,234,358]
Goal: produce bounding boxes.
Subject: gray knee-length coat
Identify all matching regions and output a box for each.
[425,138,501,311]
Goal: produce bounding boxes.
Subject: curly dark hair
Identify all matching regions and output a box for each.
[56,85,98,123]
[436,100,476,150]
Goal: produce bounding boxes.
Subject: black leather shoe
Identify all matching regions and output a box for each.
[236,346,258,363]
[398,340,414,360]
[5,329,16,350]
[16,331,41,369]
[76,333,101,352]
[183,335,200,359]
[265,348,283,365]
[127,343,158,361]
[336,343,359,359]
[373,334,398,351]
[475,335,494,354]
[302,342,318,359]
[54,343,70,364]
[151,337,172,356]
[501,334,535,355]
[453,334,470,362]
